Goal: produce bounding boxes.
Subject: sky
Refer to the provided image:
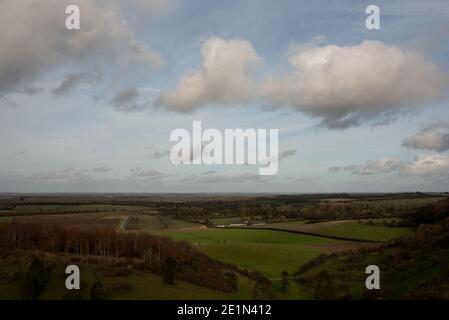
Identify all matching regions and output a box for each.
[0,0,449,193]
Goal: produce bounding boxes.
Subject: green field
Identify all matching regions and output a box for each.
[161,216,203,229]
[156,228,354,279]
[137,215,166,231]
[211,217,243,226]
[354,196,445,206]
[253,220,410,242]
[312,222,410,241]
[130,215,202,232]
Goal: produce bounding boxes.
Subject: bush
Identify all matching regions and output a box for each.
[21,257,49,300]
[163,256,178,285]
[279,270,290,293]
[90,279,107,300]
[253,277,276,300]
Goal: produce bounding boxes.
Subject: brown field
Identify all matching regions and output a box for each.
[12,212,130,230]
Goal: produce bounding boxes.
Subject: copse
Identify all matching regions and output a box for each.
[407,198,449,227]
[0,223,236,292]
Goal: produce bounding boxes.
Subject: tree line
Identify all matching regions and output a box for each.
[0,223,236,292]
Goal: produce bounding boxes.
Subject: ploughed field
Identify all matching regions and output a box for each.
[11,212,131,230]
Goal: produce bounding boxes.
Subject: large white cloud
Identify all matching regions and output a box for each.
[403,122,449,152]
[155,36,262,112]
[0,0,165,98]
[400,154,449,176]
[263,40,448,128]
[156,37,448,127]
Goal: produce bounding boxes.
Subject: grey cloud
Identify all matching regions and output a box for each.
[279,149,297,161]
[196,173,272,184]
[403,122,449,152]
[171,172,272,184]
[295,176,319,183]
[151,149,170,159]
[400,154,449,176]
[331,158,402,175]
[27,170,94,182]
[201,170,216,175]
[51,72,98,96]
[92,167,112,173]
[331,155,449,177]
[110,88,149,112]
[129,168,172,181]
[123,0,175,15]
[0,0,164,98]
[12,150,27,157]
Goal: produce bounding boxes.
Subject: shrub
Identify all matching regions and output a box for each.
[21,257,49,300]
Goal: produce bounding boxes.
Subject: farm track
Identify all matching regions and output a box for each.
[158,215,168,228]
[119,216,131,231]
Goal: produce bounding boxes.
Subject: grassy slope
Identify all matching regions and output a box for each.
[298,247,449,299]
[0,262,255,300]
[156,229,349,279]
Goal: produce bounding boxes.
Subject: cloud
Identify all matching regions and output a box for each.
[0,0,164,98]
[110,88,149,112]
[92,167,112,173]
[279,149,297,161]
[400,154,449,176]
[331,154,449,177]
[27,170,94,182]
[262,39,448,128]
[123,0,175,15]
[196,173,272,184]
[328,166,342,173]
[155,36,447,128]
[201,170,216,175]
[51,72,97,96]
[351,159,402,175]
[403,122,449,152]
[155,36,262,112]
[331,158,401,175]
[12,150,27,157]
[151,149,170,159]
[169,172,272,184]
[129,168,172,181]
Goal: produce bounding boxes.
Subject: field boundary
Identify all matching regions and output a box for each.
[218,226,382,243]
